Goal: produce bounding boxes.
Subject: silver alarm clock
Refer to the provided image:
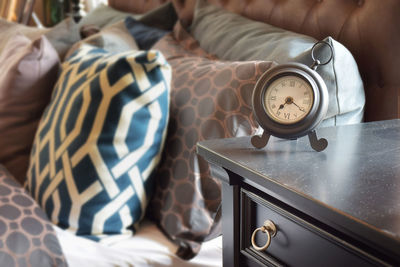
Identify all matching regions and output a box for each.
[251,41,333,152]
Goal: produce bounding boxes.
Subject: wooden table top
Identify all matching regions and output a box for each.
[197,119,400,259]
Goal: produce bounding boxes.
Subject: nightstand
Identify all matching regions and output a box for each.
[197,120,400,266]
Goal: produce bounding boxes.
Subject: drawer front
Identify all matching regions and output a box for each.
[240,189,387,267]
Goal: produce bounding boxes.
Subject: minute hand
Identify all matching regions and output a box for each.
[292,101,306,112]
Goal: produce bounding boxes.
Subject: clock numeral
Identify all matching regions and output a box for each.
[290,81,295,87]
[304,91,309,96]
[303,99,310,105]
[282,82,286,87]
[276,110,281,116]
[270,96,276,101]
[284,113,290,119]
[271,104,276,109]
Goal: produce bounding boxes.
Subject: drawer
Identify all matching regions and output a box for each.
[240,188,388,267]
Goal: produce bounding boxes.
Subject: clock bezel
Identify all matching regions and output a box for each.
[253,62,328,139]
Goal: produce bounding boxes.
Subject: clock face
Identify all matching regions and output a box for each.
[263,75,314,124]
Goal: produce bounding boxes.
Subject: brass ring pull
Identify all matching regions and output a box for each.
[251,220,277,251]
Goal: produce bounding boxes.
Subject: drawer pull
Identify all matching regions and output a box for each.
[251,220,277,251]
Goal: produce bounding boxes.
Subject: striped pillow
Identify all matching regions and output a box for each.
[26,45,171,240]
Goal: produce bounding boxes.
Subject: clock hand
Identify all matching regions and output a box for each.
[276,103,285,114]
[292,101,306,112]
[278,97,292,110]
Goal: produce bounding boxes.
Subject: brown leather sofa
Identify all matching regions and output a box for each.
[109,0,400,123]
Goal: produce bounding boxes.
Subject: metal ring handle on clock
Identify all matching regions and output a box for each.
[310,40,334,70]
[251,220,277,251]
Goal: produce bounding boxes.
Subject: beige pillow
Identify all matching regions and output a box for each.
[78,3,142,29]
[0,17,81,61]
[0,19,46,51]
[44,17,81,60]
[0,34,60,184]
[78,2,177,31]
[65,20,138,58]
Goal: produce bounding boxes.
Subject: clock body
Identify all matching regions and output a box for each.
[252,63,328,139]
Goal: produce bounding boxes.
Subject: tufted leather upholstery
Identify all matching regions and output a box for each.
[109,0,400,122]
[108,0,168,14]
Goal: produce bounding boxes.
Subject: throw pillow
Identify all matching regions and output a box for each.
[0,34,59,185]
[65,19,139,59]
[79,2,177,31]
[0,19,47,51]
[124,17,168,50]
[149,22,275,259]
[44,17,81,61]
[78,3,141,29]
[135,1,178,31]
[0,17,81,61]
[26,46,171,240]
[0,165,67,266]
[191,0,365,127]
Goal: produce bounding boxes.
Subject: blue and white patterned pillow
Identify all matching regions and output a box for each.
[26,45,171,240]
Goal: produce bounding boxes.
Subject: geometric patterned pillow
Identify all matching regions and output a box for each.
[149,22,274,259]
[26,45,171,241]
[0,165,67,267]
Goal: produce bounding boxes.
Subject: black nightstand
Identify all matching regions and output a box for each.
[197,120,400,267]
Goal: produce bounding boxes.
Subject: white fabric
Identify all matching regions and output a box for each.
[55,220,222,267]
[84,0,108,12]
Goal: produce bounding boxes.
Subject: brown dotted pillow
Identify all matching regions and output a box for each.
[149,22,275,259]
[0,165,67,266]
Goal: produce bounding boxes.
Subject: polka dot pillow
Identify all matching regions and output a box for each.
[148,21,275,259]
[0,165,66,266]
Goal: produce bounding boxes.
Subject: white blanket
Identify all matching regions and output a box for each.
[55,220,222,267]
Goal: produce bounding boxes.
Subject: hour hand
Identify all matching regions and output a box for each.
[277,103,285,114]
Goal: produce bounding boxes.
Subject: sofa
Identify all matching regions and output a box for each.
[0,0,399,266]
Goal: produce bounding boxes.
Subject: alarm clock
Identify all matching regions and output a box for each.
[251,41,332,152]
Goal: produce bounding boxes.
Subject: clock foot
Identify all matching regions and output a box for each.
[308,130,328,152]
[251,131,271,149]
